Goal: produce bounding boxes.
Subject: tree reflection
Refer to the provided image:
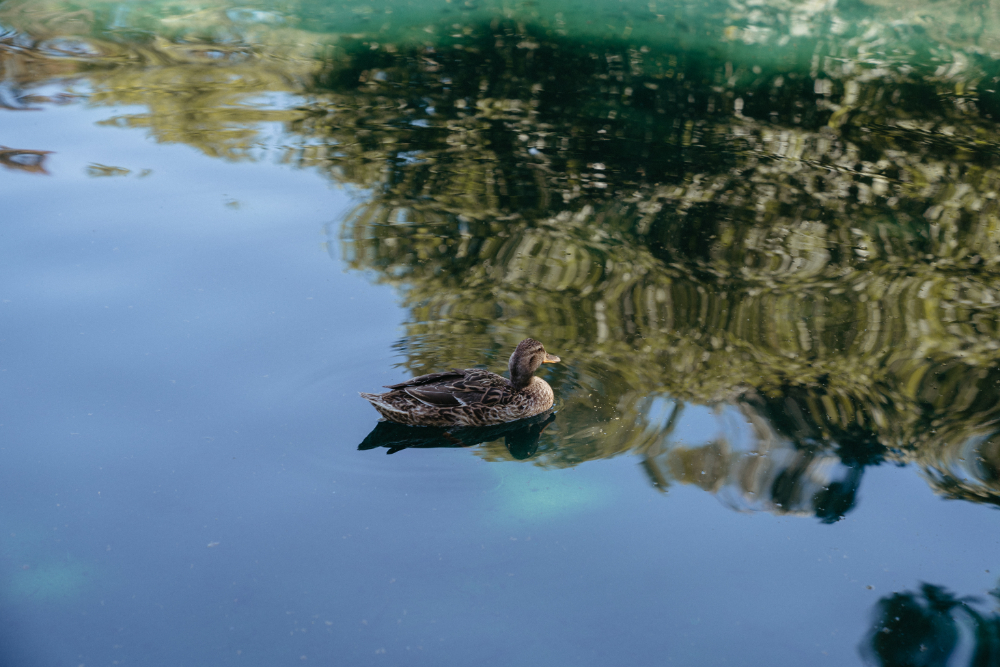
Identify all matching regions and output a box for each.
[862,583,1000,667]
[0,146,52,174]
[6,1,1000,517]
[307,25,1000,518]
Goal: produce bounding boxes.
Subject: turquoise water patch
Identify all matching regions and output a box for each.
[0,527,95,604]
[7,560,93,603]
[487,463,612,523]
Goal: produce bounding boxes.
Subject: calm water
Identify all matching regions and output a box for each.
[3,1,1000,665]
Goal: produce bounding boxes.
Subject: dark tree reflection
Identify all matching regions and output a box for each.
[862,584,1000,667]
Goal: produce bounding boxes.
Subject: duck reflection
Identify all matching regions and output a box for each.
[861,583,1000,667]
[359,411,556,460]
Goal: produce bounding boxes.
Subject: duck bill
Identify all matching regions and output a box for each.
[543,353,560,364]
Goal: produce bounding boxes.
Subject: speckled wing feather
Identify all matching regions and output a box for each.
[396,368,512,408]
[383,370,466,390]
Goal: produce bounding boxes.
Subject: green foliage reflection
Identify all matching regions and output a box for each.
[306,22,1000,519]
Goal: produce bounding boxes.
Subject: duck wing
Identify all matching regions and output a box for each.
[383,370,466,390]
[386,368,512,408]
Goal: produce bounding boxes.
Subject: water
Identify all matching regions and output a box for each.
[2,1,1000,665]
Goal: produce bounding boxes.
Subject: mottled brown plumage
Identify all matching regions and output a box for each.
[360,339,560,426]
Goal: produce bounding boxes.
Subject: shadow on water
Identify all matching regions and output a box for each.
[862,583,1000,667]
[6,0,1000,520]
[359,410,556,460]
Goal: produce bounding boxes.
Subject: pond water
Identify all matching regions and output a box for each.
[3,0,1000,665]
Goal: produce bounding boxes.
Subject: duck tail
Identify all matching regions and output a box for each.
[359,392,407,415]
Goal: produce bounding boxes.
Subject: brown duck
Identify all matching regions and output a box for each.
[360,338,560,427]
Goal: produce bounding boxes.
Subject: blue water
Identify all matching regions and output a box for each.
[5,0,1000,663]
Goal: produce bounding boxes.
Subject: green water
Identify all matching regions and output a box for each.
[4,0,1000,664]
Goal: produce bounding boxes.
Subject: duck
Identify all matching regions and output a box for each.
[360,338,560,427]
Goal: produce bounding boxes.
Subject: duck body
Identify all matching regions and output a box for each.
[360,339,560,427]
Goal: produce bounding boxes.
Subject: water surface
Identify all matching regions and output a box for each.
[3,0,1000,665]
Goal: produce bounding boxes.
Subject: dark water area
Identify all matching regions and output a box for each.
[3,1,1000,665]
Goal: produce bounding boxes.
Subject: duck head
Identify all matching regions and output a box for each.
[509,338,560,390]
